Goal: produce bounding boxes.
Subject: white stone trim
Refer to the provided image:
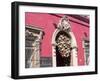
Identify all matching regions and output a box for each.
[52,18,78,66]
[26,25,43,31]
[25,26,43,68]
[69,32,78,66]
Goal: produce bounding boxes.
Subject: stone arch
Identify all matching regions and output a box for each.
[52,16,78,67]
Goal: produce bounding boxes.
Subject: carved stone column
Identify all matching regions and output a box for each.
[70,47,78,66]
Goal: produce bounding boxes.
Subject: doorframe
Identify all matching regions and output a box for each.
[52,16,78,67]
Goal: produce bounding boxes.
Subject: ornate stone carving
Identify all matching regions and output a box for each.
[57,16,71,32]
[25,27,43,68]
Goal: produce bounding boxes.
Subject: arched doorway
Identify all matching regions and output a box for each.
[52,16,78,67]
[55,31,71,66]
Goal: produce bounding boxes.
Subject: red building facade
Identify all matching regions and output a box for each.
[25,12,89,68]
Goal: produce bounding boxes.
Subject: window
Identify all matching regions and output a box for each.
[83,40,90,65]
[25,26,43,68]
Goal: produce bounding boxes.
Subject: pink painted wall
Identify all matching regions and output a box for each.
[25,12,89,65]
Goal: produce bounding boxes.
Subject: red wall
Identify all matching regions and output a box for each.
[25,12,89,65]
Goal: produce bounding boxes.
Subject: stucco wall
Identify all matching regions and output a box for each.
[25,12,89,65]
